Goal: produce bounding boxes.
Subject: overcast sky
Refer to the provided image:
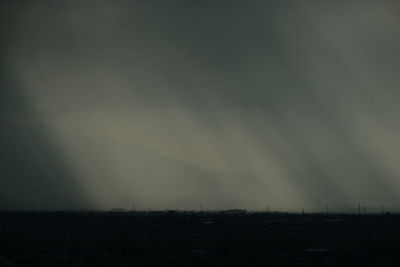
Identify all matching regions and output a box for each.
[1,0,400,211]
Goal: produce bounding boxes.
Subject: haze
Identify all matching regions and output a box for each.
[1,0,400,212]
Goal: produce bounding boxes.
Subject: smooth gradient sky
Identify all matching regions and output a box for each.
[1,0,400,211]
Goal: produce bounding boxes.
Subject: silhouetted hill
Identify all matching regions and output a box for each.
[65,136,278,210]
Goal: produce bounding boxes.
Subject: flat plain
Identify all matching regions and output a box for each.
[0,211,399,266]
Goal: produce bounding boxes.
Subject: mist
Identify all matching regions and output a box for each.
[1,0,400,211]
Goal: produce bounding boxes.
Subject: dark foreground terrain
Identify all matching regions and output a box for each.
[0,211,399,266]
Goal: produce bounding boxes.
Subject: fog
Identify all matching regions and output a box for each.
[1,0,400,211]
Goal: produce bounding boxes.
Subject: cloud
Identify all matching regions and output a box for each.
[1,0,400,211]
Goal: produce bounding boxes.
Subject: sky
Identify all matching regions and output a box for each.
[1,0,400,212]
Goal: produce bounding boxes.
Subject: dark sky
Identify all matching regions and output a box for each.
[1,0,400,211]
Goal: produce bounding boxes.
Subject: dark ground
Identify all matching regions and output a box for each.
[0,211,399,266]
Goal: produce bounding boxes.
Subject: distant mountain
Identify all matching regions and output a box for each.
[65,136,277,210]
